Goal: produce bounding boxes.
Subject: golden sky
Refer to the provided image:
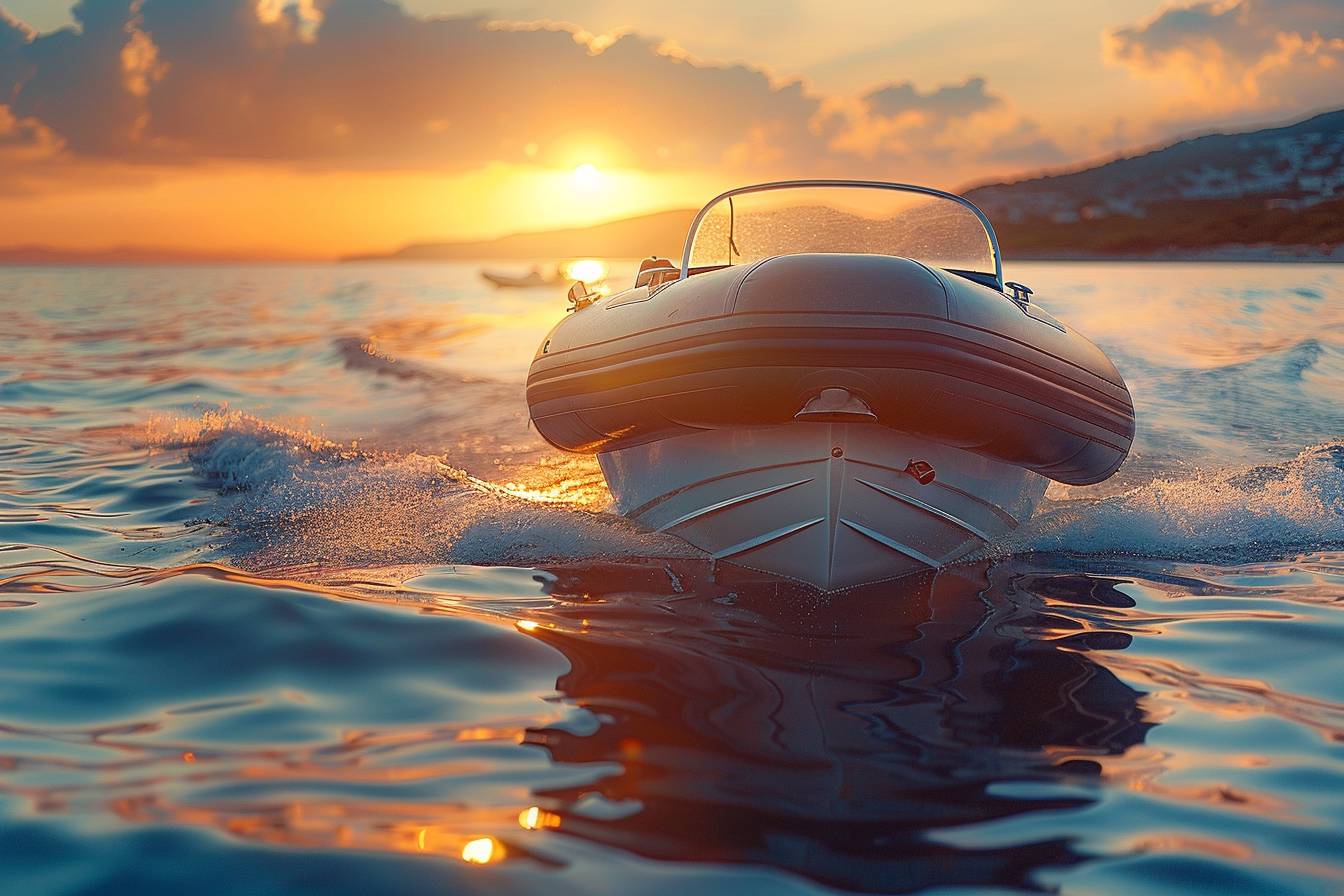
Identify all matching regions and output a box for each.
[1,0,1340,257]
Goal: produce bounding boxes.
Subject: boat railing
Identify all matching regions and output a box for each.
[679,179,1004,291]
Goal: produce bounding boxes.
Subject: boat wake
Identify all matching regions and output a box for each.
[144,411,697,574]
[333,334,501,387]
[144,413,1344,576]
[1017,441,1344,563]
[1095,336,1344,486]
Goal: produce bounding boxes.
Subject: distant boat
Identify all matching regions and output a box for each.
[480,267,566,289]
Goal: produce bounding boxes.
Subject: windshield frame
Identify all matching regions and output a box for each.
[679,179,1003,290]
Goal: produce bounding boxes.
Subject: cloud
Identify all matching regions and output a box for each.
[5,1,152,153]
[0,8,33,102]
[0,0,1055,184]
[978,119,1070,168]
[862,77,1001,121]
[0,0,828,169]
[822,77,1065,172]
[1105,0,1344,112]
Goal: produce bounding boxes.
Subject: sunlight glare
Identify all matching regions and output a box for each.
[571,163,604,190]
[564,258,608,284]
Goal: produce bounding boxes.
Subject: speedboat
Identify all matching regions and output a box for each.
[481,267,566,288]
[526,180,1134,590]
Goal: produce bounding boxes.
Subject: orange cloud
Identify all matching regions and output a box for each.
[0,0,1063,183]
[821,77,1064,171]
[0,1,823,170]
[1105,0,1344,114]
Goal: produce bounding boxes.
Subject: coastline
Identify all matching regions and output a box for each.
[3,243,1341,267]
[1005,244,1344,263]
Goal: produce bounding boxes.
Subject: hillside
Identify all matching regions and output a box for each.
[347,111,1344,263]
[964,109,1344,257]
[0,245,300,264]
[342,208,697,262]
[8,110,1339,265]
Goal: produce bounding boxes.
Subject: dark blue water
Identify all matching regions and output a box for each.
[1,262,1342,894]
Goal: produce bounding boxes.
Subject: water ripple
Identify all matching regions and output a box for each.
[1,262,1342,895]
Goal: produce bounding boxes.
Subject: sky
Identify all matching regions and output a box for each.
[0,0,1341,257]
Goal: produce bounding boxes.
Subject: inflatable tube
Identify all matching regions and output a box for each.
[526,254,1134,486]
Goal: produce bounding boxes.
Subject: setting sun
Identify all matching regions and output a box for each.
[571,163,605,191]
[563,258,609,284]
[2,1,1343,892]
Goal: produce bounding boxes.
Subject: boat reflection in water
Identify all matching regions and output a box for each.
[516,560,1153,893]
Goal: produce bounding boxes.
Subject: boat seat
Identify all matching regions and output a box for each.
[635,257,679,288]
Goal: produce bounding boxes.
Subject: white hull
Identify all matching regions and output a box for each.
[598,423,1047,591]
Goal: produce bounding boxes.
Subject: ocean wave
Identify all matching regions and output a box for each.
[1182,336,1338,384]
[332,334,504,386]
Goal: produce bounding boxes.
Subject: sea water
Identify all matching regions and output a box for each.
[0,261,1341,894]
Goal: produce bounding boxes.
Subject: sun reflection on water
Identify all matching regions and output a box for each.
[461,836,498,864]
[518,805,559,831]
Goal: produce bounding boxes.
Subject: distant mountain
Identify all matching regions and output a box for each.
[349,111,1344,264]
[343,208,697,262]
[965,108,1344,258]
[9,110,1339,266]
[0,245,300,264]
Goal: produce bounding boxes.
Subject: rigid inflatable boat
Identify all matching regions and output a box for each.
[481,267,565,289]
[526,181,1134,590]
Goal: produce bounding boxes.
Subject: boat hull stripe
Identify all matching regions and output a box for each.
[854,478,995,543]
[657,478,814,531]
[712,517,825,560]
[839,519,944,570]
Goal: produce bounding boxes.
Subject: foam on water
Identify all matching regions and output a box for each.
[147,408,1344,575]
[146,410,698,572]
[1022,441,1344,562]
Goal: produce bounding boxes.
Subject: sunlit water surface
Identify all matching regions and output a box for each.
[1,261,1342,895]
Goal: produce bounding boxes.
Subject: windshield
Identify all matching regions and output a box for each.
[683,182,999,282]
